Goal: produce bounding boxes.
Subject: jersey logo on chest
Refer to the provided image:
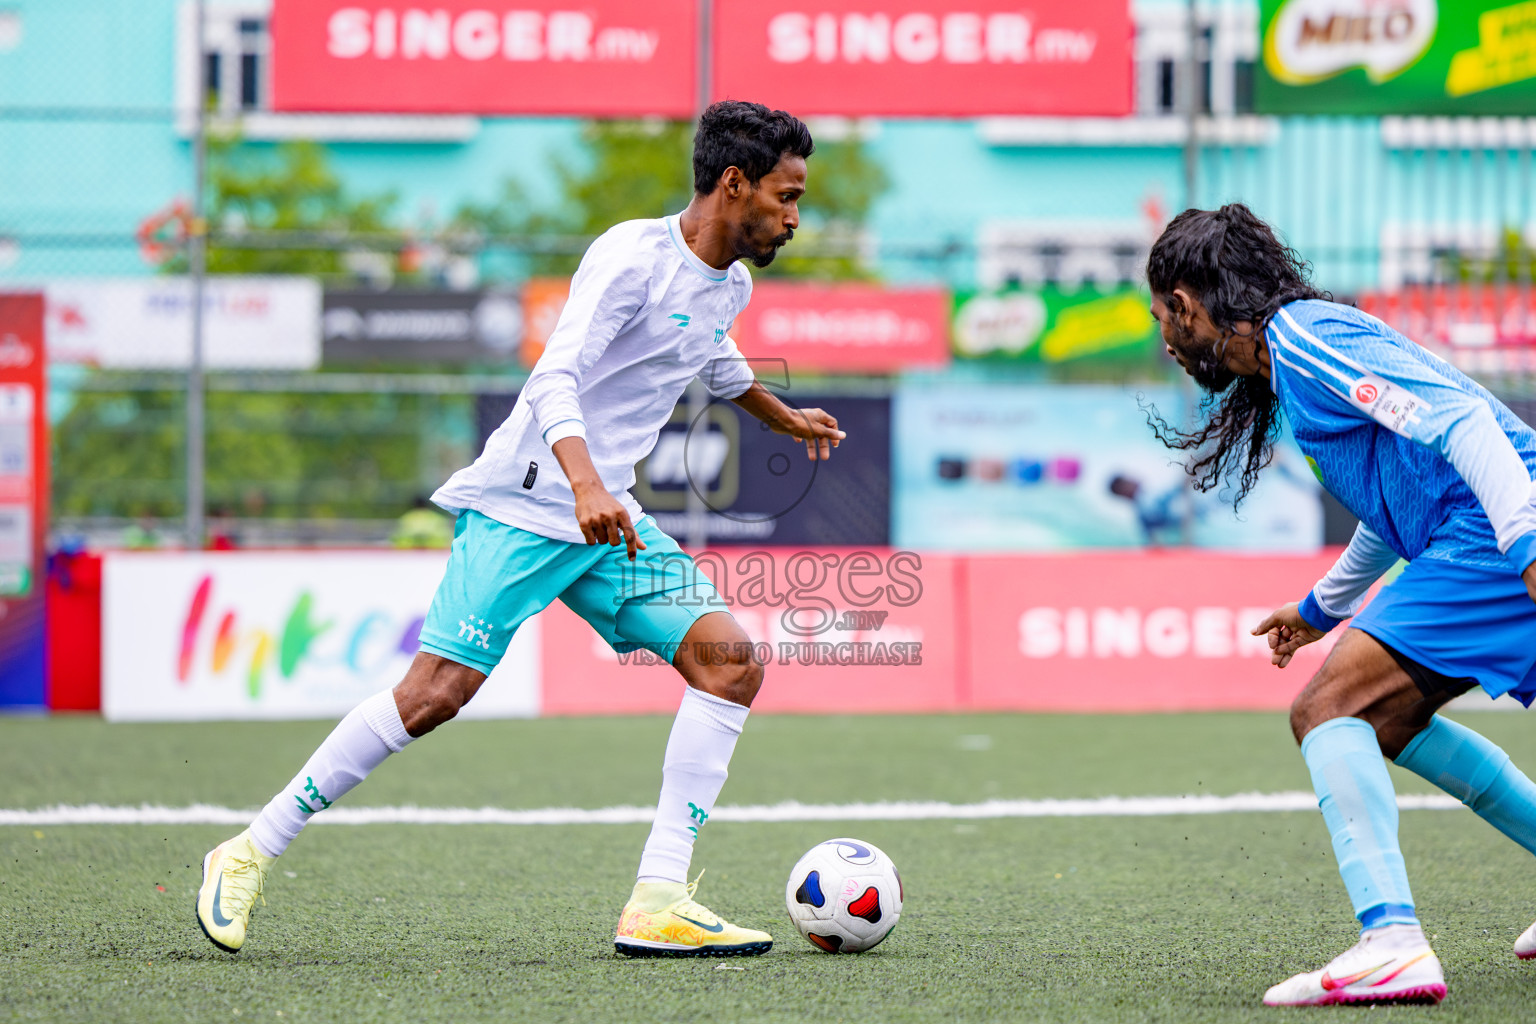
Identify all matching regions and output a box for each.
[666,310,729,345]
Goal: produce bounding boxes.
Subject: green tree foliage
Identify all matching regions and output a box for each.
[1450,227,1536,284]
[164,139,401,280]
[454,120,889,279]
[60,143,454,529]
[54,390,466,521]
[60,126,889,527]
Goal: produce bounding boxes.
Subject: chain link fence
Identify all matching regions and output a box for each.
[6,3,1536,545]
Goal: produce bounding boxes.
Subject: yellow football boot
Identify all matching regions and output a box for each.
[615,872,772,958]
[195,829,276,953]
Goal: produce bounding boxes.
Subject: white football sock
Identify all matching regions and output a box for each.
[636,686,750,884]
[248,689,413,857]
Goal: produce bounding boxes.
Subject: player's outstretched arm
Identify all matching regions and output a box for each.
[1250,604,1327,669]
[550,436,646,561]
[731,381,847,461]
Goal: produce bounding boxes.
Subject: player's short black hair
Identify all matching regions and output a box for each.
[1143,204,1330,507]
[693,101,814,196]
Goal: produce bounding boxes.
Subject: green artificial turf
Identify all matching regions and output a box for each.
[3,712,1536,1023]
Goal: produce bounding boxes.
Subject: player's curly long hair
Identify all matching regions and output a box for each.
[1144,203,1329,505]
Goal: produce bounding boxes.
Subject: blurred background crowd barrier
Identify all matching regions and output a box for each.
[4,0,1536,712]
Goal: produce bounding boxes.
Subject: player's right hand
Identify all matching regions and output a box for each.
[573,486,646,561]
[1250,603,1327,669]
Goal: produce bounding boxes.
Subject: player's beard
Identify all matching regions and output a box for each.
[1169,318,1237,393]
[737,209,793,269]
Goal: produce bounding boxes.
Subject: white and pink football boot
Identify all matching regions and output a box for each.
[1516,919,1536,961]
[1263,924,1445,1007]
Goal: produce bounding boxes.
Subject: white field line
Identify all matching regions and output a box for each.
[0,792,1464,828]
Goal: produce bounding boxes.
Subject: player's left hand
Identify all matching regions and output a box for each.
[1524,563,1536,606]
[1251,603,1327,669]
[772,407,845,461]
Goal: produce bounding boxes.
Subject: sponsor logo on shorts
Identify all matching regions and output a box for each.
[457,613,493,650]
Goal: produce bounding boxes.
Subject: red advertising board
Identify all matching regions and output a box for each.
[730,281,950,373]
[1357,285,1536,350]
[541,547,961,715]
[963,551,1345,712]
[270,0,698,117]
[59,548,1355,716]
[540,547,1345,716]
[0,294,47,707]
[712,0,1132,117]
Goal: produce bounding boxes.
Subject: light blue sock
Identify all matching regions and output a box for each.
[1395,714,1536,856]
[1301,717,1418,931]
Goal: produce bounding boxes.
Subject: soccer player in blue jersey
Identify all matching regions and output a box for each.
[1146,203,1536,1007]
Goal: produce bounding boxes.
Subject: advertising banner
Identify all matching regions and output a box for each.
[473,388,893,546]
[964,551,1345,712]
[712,0,1133,116]
[1259,0,1536,114]
[519,276,570,367]
[45,277,321,370]
[0,294,46,708]
[270,0,698,117]
[893,381,1323,552]
[1357,285,1536,350]
[730,282,950,373]
[951,286,1158,363]
[102,552,539,721]
[635,392,892,546]
[540,546,958,715]
[322,289,524,363]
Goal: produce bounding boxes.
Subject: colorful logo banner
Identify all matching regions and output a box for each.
[102,552,538,721]
[1259,0,1536,114]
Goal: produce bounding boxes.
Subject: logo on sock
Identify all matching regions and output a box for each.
[457,613,493,651]
[686,801,709,837]
[294,776,332,815]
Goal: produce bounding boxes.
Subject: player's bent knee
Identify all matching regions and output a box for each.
[1289,682,1343,746]
[394,656,484,736]
[1288,691,1320,746]
[1289,660,1369,745]
[697,651,763,708]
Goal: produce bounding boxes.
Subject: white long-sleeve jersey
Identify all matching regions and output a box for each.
[433,215,757,543]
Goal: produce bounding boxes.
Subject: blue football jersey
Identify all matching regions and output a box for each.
[1265,299,1536,572]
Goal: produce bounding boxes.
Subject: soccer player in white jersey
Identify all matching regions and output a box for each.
[1146,203,1536,1006]
[195,101,844,959]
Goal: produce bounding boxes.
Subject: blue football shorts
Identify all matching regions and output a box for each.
[418,509,728,675]
[1351,555,1536,707]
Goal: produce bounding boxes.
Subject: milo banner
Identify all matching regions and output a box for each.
[1259,0,1536,114]
[951,286,1157,363]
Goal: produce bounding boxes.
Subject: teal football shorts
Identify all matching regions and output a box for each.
[418,509,728,675]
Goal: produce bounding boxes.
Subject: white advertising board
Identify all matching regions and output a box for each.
[103,551,539,721]
[46,277,321,369]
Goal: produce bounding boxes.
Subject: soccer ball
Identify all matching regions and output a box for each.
[784,838,903,953]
